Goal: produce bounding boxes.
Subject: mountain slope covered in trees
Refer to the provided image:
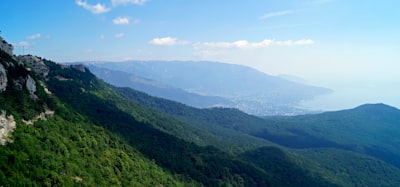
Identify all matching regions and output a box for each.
[114,86,400,186]
[0,39,338,186]
[1,36,400,186]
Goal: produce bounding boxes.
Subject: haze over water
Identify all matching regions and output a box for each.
[300,81,400,111]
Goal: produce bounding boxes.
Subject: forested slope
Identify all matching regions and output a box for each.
[0,50,188,186]
[0,47,338,186]
[115,83,400,186]
[1,37,399,186]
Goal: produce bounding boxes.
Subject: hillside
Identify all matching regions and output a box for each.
[259,103,400,165]
[0,37,339,186]
[1,35,400,186]
[83,61,331,116]
[0,47,191,186]
[115,86,400,186]
[255,104,400,186]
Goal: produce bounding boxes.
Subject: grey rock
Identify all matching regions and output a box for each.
[0,36,13,56]
[17,55,49,78]
[26,75,37,99]
[0,63,7,92]
[0,110,16,146]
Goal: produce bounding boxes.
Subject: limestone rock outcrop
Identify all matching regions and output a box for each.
[0,36,13,56]
[0,110,16,145]
[17,55,49,78]
[26,75,37,99]
[0,63,7,92]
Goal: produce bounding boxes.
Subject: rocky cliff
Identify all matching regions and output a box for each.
[0,37,47,146]
[17,55,49,78]
[0,36,13,56]
[0,110,16,145]
[0,63,7,92]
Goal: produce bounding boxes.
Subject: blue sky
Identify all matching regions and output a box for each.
[1,0,400,110]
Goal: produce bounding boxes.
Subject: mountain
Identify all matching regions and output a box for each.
[115,84,400,186]
[86,64,233,108]
[252,104,400,186]
[83,61,332,116]
[2,35,400,186]
[0,36,339,186]
[0,51,190,185]
[259,103,400,156]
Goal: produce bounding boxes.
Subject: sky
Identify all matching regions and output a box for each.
[1,0,400,110]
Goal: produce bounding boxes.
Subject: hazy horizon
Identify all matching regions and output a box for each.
[1,0,399,111]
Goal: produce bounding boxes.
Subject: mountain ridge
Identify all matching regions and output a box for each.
[83,60,332,115]
[86,64,233,108]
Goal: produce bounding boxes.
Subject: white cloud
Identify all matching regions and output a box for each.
[76,0,111,14]
[26,33,41,40]
[276,39,315,46]
[17,41,31,47]
[149,37,189,46]
[194,39,314,50]
[111,0,147,6]
[114,33,125,38]
[259,10,294,20]
[14,41,32,48]
[100,34,105,40]
[113,17,130,25]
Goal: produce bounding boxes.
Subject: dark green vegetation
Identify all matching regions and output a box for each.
[260,104,400,167]
[115,85,400,186]
[0,50,188,186]
[115,87,273,153]
[256,104,400,186]
[0,49,336,186]
[1,42,400,186]
[44,61,273,186]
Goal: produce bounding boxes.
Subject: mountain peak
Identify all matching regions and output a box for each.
[354,103,399,112]
[347,103,400,122]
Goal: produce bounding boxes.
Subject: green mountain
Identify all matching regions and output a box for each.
[0,45,190,186]
[258,104,400,166]
[255,104,400,186]
[1,35,400,186]
[114,86,400,186]
[0,37,337,186]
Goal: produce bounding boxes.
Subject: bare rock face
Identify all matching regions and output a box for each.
[0,37,13,56]
[71,64,86,72]
[26,75,37,99]
[17,55,49,78]
[0,110,16,146]
[0,63,7,92]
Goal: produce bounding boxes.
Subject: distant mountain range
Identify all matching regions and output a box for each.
[83,61,332,115]
[86,65,233,108]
